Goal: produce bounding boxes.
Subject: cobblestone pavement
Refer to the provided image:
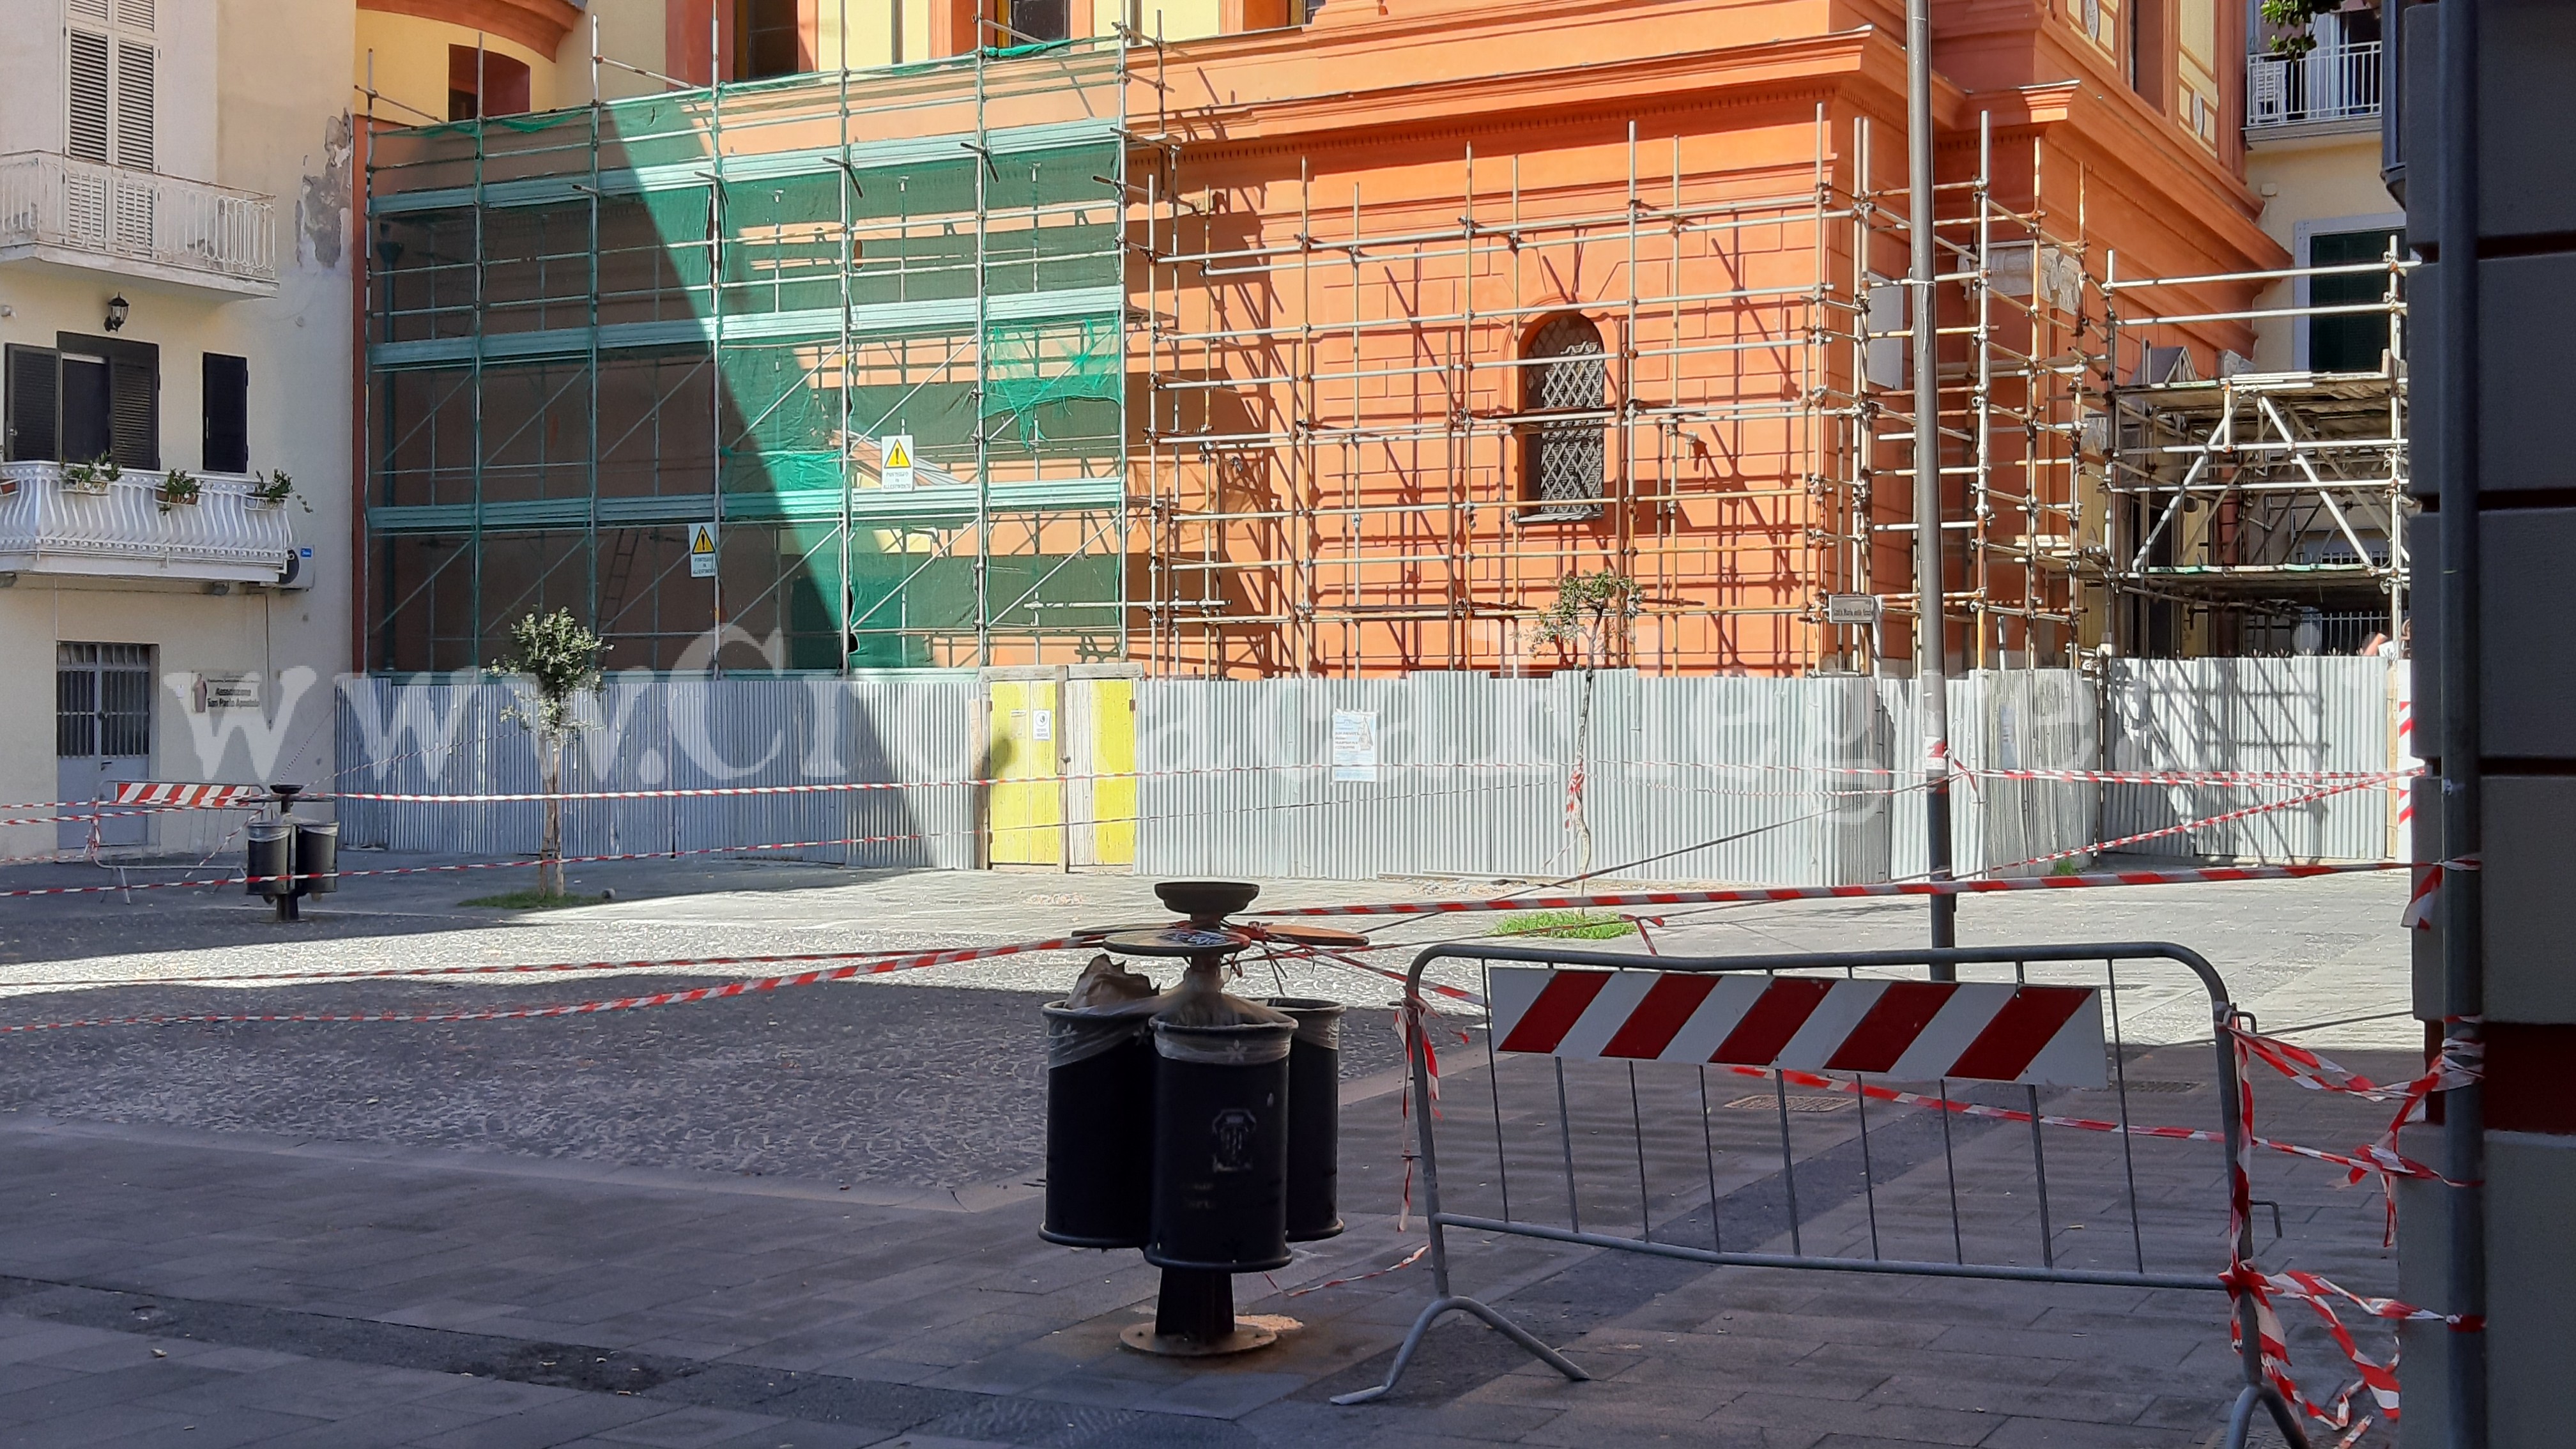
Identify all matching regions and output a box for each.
[0,979,1406,1188]
[0,854,2411,1050]
[0,857,2412,1446]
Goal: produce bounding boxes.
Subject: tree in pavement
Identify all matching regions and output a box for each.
[491,609,606,899]
[1535,568,1639,879]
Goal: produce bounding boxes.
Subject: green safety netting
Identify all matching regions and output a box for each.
[367,47,1132,666]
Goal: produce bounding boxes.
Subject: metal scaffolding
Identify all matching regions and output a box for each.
[361,34,1134,673]
[2100,248,2412,656]
[1134,102,2140,677]
[356,33,2408,678]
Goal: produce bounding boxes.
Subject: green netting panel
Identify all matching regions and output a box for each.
[597,94,721,173]
[719,172,859,317]
[719,340,847,493]
[984,316,1123,448]
[846,548,1119,663]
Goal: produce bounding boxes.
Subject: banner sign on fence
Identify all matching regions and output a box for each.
[1331,709,1380,783]
[1487,969,2106,1088]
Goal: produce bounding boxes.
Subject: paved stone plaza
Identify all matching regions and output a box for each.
[0,859,2413,1446]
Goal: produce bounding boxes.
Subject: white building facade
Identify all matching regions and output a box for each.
[0,0,355,857]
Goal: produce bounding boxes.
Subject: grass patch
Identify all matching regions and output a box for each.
[460,889,611,911]
[1488,909,1638,940]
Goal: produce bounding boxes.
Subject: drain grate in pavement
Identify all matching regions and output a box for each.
[1724,1093,1850,1113]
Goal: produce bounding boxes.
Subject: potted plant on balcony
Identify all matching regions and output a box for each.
[155,468,201,513]
[247,468,304,511]
[60,459,119,496]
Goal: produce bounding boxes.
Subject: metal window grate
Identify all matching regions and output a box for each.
[1522,314,1606,519]
[56,643,153,760]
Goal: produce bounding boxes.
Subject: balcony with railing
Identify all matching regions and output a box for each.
[0,151,277,295]
[0,463,295,583]
[2247,41,2382,131]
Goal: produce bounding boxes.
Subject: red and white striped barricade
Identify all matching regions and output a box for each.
[1335,940,2313,1449]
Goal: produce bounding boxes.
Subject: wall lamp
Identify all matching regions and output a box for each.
[104,295,129,332]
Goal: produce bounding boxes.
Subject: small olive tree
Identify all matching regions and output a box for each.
[1534,569,1640,878]
[491,609,606,898]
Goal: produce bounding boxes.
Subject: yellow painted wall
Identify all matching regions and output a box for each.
[2244,130,2399,371]
[355,11,559,127]
[558,1,671,104]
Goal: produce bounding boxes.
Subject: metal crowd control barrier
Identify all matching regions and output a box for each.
[1335,940,2309,1449]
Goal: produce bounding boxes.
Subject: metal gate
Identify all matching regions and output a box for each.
[1338,939,2308,1449]
[55,642,154,849]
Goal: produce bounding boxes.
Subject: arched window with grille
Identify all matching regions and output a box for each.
[1521,314,1607,518]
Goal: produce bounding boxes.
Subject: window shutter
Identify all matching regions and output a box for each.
[66,29,111,164]
[5,346,60,464]
[109,355,157,470]
[114,0,153,30]
[66,0,109,23]
[59,356,111,466]
[203,354,249,474]
[113,42,153,171]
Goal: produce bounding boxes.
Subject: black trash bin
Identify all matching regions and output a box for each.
[1266,998,1346,1241]
[245,821,293,900]
[1146,1015,1295,1273]
[1039,996,1162,1248]
[295,820,339,895]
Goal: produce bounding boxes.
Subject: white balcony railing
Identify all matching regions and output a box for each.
[0,463,295,583]
[2248,41,2383,129]
[0,151,277,290]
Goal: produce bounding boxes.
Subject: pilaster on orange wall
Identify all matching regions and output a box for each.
[666,0,730,85]
[930,0,984,56]
[1222,0,1296,33]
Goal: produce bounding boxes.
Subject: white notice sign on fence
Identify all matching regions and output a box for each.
[880,434,915,491]
[1331,709,1379,783]
[687,521,718,578]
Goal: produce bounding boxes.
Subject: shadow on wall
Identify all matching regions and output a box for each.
[334,674,969,870]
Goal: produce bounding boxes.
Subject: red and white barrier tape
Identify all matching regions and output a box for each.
[1969,766,2416,789]
[1251,862,2400,919]
[1284,1243,1429,1298]
[2223,1018,2481,1438]
[0,944,968,993]
[1980,778,2380,876]
[0,829,942,898]
[0,935,1092,1034]
[2399,856,2476,931]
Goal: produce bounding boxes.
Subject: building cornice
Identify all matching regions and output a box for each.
[1156,28,1959,163]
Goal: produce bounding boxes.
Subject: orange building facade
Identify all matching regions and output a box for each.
[358,0,2295,679]
[1132,0,2283,677]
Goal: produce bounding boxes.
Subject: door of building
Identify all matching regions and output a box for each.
[56,643,153,849]
[980,667,1139,869]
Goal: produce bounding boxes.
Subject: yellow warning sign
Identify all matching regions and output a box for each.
[880,433,916,492]
[688,521,718,578]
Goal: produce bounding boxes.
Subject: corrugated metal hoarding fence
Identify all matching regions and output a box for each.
[334,673,977,868]
[332,661,2397,882]
[2103,657,2397,863]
